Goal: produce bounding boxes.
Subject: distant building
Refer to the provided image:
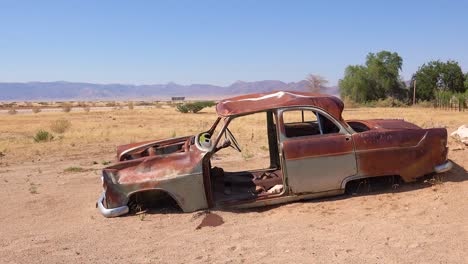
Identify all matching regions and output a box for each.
[171,97,185,102]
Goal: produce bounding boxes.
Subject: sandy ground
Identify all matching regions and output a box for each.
[0,106,467,263]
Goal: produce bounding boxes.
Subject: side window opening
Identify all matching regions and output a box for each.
[317,113,340,134]
[283,109,339,138]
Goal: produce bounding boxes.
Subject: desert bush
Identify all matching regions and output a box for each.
[29,182,38,194]
[61,103,72,112]
[154,103,163,109]
[7,109,17,115]
[83,105,91,112]
[197,101,216,108]
[106,101,117,107]
[128,101,134,110]
[362,97,407,108]
[50,119,72,134]
[373,97,407,107]
[176,101,214,113]
[416,100,434,108]
[136,101,153,106]
[33,130,54,142]
[176,104,189,113]
[189,103,204,113]
[64,166,84,173]
[32,106,42,113]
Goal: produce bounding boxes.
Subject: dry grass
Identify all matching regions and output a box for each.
[0,106,467,168]
[50,119,72,134]
[61,103,72,112]
[32,106,41,114]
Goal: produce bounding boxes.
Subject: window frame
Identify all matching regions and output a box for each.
[278,107,346,140]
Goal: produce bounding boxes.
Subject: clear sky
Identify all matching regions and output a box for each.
[1,0,467,86]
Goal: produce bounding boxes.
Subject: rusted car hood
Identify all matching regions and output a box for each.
[116,136,192,161]
[104,135,205,185]
[350,119,421,130]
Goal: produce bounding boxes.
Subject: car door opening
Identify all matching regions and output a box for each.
[209,111,284,204]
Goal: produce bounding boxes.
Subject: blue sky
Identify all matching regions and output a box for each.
[1,0,467,86]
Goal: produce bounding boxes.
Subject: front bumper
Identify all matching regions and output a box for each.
[434,160,453,174]
[97,192,129,218]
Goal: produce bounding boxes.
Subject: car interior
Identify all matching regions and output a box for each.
[209,111,284,204]
[208,109,341,205]
[283,109,340,137]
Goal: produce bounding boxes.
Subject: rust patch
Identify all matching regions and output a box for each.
[216,91,344,121]
[353,128,448,181]
[283,133,354,160]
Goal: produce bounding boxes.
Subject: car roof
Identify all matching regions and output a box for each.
[216,90,344,121]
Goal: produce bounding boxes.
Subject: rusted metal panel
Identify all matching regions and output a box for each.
[103,139,209,212]
[216,91,344,121]
[352,128,448,182]
[282,134,357,193]
[117,136,191,161]
[282,134,354,160]
[348,119,422,130]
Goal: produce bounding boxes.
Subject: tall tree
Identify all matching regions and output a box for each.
[339,50,405,102]
[465,73,468,91]
[339,65,371,102]
[411,60,465,101]
[306,74,328,93]
[366,51,405,99]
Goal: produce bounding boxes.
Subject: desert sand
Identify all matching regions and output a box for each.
[0,106,467,263]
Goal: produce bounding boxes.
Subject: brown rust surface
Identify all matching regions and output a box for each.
[348,119,422,130]
[103,141,206,208]
[353,128,448,181]
[116,136,191,160]
[216,91,344,121]
[283,134,354,160]
[116,149,203,184]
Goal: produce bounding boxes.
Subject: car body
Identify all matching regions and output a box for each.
[97,91,452,217]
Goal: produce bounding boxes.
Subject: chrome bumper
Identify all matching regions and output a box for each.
[434,160,453,174]
[97,192,129,218]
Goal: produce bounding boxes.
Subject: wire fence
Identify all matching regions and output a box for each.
[434,90,468,111]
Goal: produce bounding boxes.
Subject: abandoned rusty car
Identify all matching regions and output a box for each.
[97,91,453,217]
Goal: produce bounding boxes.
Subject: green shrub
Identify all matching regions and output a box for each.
[188,103,204,113]
[128,101,134,110]
[197,101,216,108]
[362,97,407,107]
[373,97,407,107]
[176,104,190,113]
[34,130,54,142]
[64,166,84,173]
[175,101,215,113]
[50,119,72,134]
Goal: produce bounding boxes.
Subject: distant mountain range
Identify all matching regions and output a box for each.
[0,80,339,101]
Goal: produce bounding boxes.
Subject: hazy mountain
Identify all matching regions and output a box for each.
[0,80,339,101]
